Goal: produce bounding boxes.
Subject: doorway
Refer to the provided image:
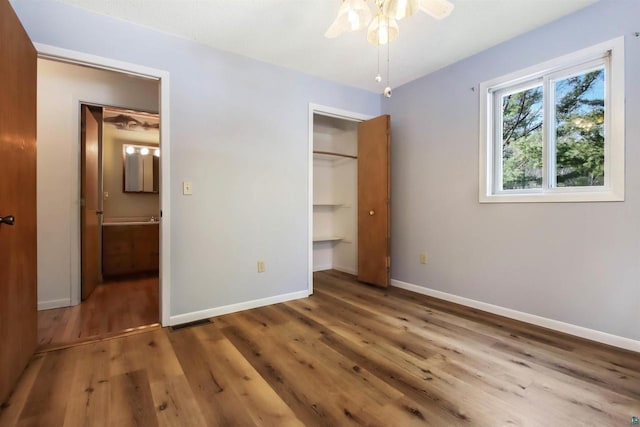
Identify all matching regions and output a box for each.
[308,104,391,294]
[312,114,359,276]
[63,104,160,344]
[35,55,169,349]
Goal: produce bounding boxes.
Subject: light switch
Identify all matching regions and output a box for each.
[183,181,193,195]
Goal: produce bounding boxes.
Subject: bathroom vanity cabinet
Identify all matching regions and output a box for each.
[102,223,159,277]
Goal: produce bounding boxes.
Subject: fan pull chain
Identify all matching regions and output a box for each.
[384,14,392,98]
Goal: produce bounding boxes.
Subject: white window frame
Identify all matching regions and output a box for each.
[479,37,625,203]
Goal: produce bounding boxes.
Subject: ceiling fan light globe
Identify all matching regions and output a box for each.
[347,9,360,30]
[366,15,399,45]
[383,0,419,20]
[324,0,373,38]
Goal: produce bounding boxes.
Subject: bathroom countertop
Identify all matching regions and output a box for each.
[102,216,159,226]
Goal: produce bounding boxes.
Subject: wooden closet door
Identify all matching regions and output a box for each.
[357,115,390,287]
[0,0,38,404]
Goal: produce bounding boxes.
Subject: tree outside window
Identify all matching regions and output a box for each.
[497,65,605,191]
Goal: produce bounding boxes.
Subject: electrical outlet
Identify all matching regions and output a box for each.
[257,260,265,273]
[183,181,193,195]
[420,253,428,264]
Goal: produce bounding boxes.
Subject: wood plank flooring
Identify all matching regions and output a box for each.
[2,270,639,426]
[37,276,159,350]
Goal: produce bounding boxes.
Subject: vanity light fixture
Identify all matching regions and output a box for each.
[126,146,136,154]
[140,147,150,156]
[154,149,160,157]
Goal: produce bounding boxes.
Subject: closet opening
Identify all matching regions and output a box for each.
[312,114,359,275]
[309,106,391,293]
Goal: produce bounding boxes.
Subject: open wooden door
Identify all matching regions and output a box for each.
[357,115,390,287]
[81,106,101,300]
[0,0,38,404]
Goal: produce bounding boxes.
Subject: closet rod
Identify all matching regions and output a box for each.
[313,150,357,159]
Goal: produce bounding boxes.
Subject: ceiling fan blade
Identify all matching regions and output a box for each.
[324,0,373,38]
[325,18,346,38]
[418,0,454,20]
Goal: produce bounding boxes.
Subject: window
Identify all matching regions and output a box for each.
[479,38,624,203]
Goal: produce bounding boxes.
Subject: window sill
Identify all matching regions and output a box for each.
[479,190,624,204]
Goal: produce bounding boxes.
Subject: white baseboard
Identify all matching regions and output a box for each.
[169,290,309,326]
[391,279,640,353]
[313,264,333,272]
[333,265,357,275]
[38,298,71,311]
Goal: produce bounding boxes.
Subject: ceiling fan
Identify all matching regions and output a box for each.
[325,0,455,45]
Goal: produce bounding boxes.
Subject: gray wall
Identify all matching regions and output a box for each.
[13,0,381,317]
[384,0,640,340]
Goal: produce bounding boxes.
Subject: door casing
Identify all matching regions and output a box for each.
[35,43,172,326]
[307,103,373,295]
[81,105,101,301]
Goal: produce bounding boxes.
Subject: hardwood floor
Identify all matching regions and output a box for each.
[2,270,639,426]
[37,276,159,350]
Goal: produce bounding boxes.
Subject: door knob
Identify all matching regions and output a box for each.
[0,215,15,226]
[369,210,375,216]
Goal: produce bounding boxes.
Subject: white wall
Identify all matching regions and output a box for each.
[102,125,159,219]
[332,154,358,274]
[331,129,358,274]
[312,159,335,271]
[37,59,158,309]
[15,0,381,319]
[384,0,640,342]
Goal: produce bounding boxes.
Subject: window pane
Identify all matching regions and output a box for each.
[554,67,605,187]
[501,85,543,190]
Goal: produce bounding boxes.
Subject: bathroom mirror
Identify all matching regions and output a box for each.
[123,144,159,193]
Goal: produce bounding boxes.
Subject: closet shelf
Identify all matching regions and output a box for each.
[313,150,357,160]
[313,236,344,243]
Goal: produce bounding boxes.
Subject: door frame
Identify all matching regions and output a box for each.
[36,43,172,326]
[307,103,372,295]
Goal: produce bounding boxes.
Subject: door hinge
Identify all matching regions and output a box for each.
[80,198,86,207]
[386,256,391,268]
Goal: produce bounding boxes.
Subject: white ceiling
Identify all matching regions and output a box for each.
[54,0,598,93]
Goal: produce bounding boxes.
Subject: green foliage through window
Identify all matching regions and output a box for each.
[498,67,605,190]
[501,85,543,189]
[555,69,605,187]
